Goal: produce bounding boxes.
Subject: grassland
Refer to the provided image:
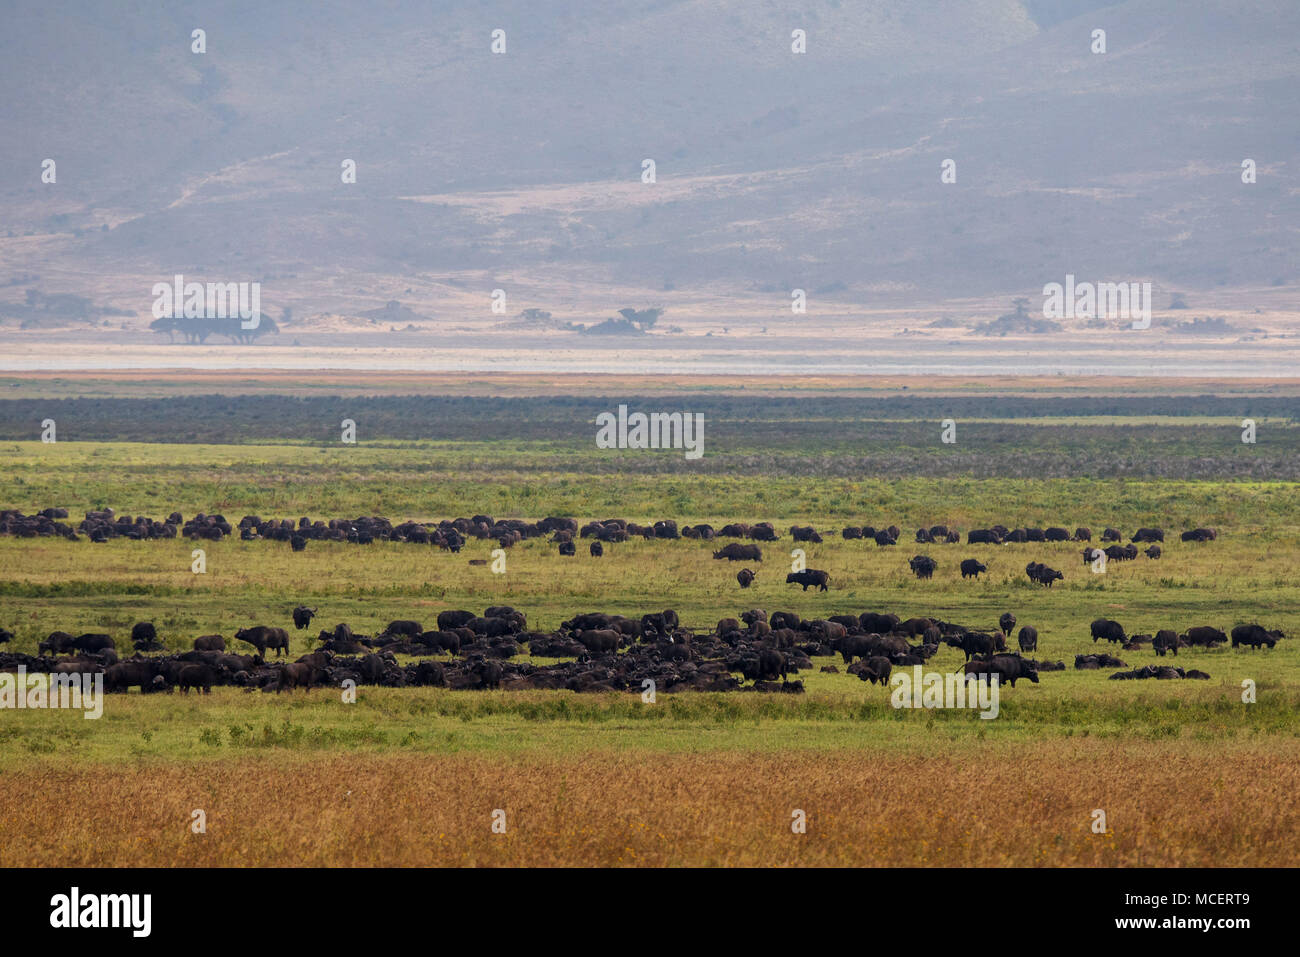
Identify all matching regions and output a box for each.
[0,377,1297,866]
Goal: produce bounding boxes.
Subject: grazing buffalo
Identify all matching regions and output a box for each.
[1101,528,1122,542]
[292,606,317,630]
[1091,619,1126,644]
[790,526,823,543]
[1044,527,1070,542]
[1026,563,1063,587]
[235,625,290,657]
[737,568,755,588]
[1231,624,1283,649]
[1182,626,1227,647]
[909,555,937,579]
[0,628,11,645]
[855,656,893,686]
[1144,545,1161,559]
[714,543,762,562]
[989,654,1039,687]
[960,558,987,579]
[967,528,1003,544]
[1152,630,1179,657]
[1017,626,1038,653]
[874,530,897,546]
[786,569,830,592]
[1131,528,1164,543]
[193,634,225,652]
[39,631,76,656]
[1181,527,1217,542]
[1072,527,1092,541]
[952,631,997,661]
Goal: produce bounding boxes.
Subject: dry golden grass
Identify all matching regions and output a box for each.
[4,740,1298,866]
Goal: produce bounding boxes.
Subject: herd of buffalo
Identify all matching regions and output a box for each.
[0,509,1216,558]
[0,600,1283,697]
[0,510,1225,598]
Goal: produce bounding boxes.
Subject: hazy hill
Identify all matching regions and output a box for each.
[0,0,1295,352]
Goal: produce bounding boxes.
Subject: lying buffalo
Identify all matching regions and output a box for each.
[786,569,829,592]
[714,543,762,562]
[437,610,476,631]
[380,620,423,640]
[576,629,621,654]
[193,634,225,652]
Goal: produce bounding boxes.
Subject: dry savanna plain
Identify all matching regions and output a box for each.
[0,374,1298,867]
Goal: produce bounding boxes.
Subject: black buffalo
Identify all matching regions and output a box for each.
[786,569,829,592]
[1017,626,1038,653]
[714,543,762,562]
[1090,619,1126,644]
[1231,624,1283,649]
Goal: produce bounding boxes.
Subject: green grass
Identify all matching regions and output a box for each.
[2,417,1299,766]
